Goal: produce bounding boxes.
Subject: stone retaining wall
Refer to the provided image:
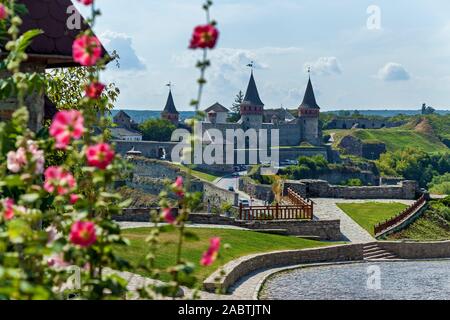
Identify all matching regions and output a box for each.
[242,220,341,240]
[203,243,365,293]
[239,178,274,202]
[285,179,419,199]
[378,240,450,259]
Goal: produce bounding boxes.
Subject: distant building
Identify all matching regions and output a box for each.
[111,110,142,141]
[114,110,135,129]
[109,127,142,141]
[161,89,179,125]
[204,103,229,124]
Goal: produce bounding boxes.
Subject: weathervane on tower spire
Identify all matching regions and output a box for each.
[246,61,255,72]
[166,82,173,91]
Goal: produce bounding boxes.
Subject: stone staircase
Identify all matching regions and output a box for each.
[363,243,398,261]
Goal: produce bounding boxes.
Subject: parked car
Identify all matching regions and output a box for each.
[228,186,235,192]
[232,172,240,177]
[239,199,250,207]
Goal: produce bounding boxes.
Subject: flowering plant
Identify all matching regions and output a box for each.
[0,0,222,300]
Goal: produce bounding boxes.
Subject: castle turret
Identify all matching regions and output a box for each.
[298,74,320,145]
[240,70,264,129]
[161,89,179,125]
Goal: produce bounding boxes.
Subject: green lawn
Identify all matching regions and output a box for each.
[326,128,448,153]
[115,227,333,282]
[175,164,221,182]
[337,202,408,236]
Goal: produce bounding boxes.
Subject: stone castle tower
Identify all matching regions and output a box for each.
[298,75,320,145]
[161,89,179,125]
[240,70,264,129]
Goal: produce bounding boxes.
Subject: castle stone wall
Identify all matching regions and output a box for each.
[285,179,419,199]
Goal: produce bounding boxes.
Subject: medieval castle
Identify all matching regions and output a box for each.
[161,70,322,147]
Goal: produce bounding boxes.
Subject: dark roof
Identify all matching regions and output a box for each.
[114,110,131,120]
[0,0,107,68]
[205,102,229,113]
[300,77,320,109]
[163,90,179,114]
[242,71,264,106]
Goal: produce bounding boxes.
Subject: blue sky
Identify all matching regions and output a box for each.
[75,0,450,111]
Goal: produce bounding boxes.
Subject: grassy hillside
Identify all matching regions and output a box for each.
[387,197,450,241]
[326,128,448,153]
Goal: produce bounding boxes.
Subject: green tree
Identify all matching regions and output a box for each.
[45,52,120,112]
[228,90,244,122]
[139,118,176,141]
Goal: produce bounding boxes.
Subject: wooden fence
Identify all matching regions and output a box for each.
[374,195,427,236]
[239,188,313,221]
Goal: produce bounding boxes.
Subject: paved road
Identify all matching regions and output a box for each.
[312,198,415,243]
[214,171,266,206]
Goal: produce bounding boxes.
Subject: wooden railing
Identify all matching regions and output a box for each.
[286,187,314,208]
[239,203,313,220]
[374,195,427,236]
[239,188,313,221]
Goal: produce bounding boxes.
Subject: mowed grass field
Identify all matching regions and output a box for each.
[115,227,333,282]
[337,202,408,236]
[326,128,448,153]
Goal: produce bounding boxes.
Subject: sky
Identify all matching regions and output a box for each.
[75,0,450,111]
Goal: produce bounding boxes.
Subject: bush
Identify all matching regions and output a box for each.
[139,118,176,141]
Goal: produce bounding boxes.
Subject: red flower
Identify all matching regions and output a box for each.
[85,81,105,99]
[161,207,176,224]
[172,176,184,198]
[70,221,97,247]
[70,194,80,205]
[49,110,85,149]
[189,24,219,49]
[0,4,8,20]
[77,0,94,5]
[86,143,115,170]
[2,198,15,221]
[200,237,221,266]
[73,35,102,66]
[44,166,77,196]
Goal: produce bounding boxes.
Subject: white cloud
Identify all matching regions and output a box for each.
[305,57,342,76]
[100,31,146,71]
[377,62,410,81]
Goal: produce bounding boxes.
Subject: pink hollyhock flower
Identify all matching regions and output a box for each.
[85,81,105,99]
[200,237,221,266]
[47,254,69,268]
[49,110,85,149]
[70,221,97,247]
[72,35,102,66]
[77,0,94,5]
[86,143,115,170]
[44,166,77,196]
[0,4,7,20]
[172,176,184,197]
[2,198,15,221]
[161,207,176,224]
[27,140,45,174]
[189,24,219,49]
[70,194,80,205]
[6,147,27,173]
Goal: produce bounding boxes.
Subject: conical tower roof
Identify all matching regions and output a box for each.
[163,90,179,114]
[300,77,320,109]
[243,71,264,106]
